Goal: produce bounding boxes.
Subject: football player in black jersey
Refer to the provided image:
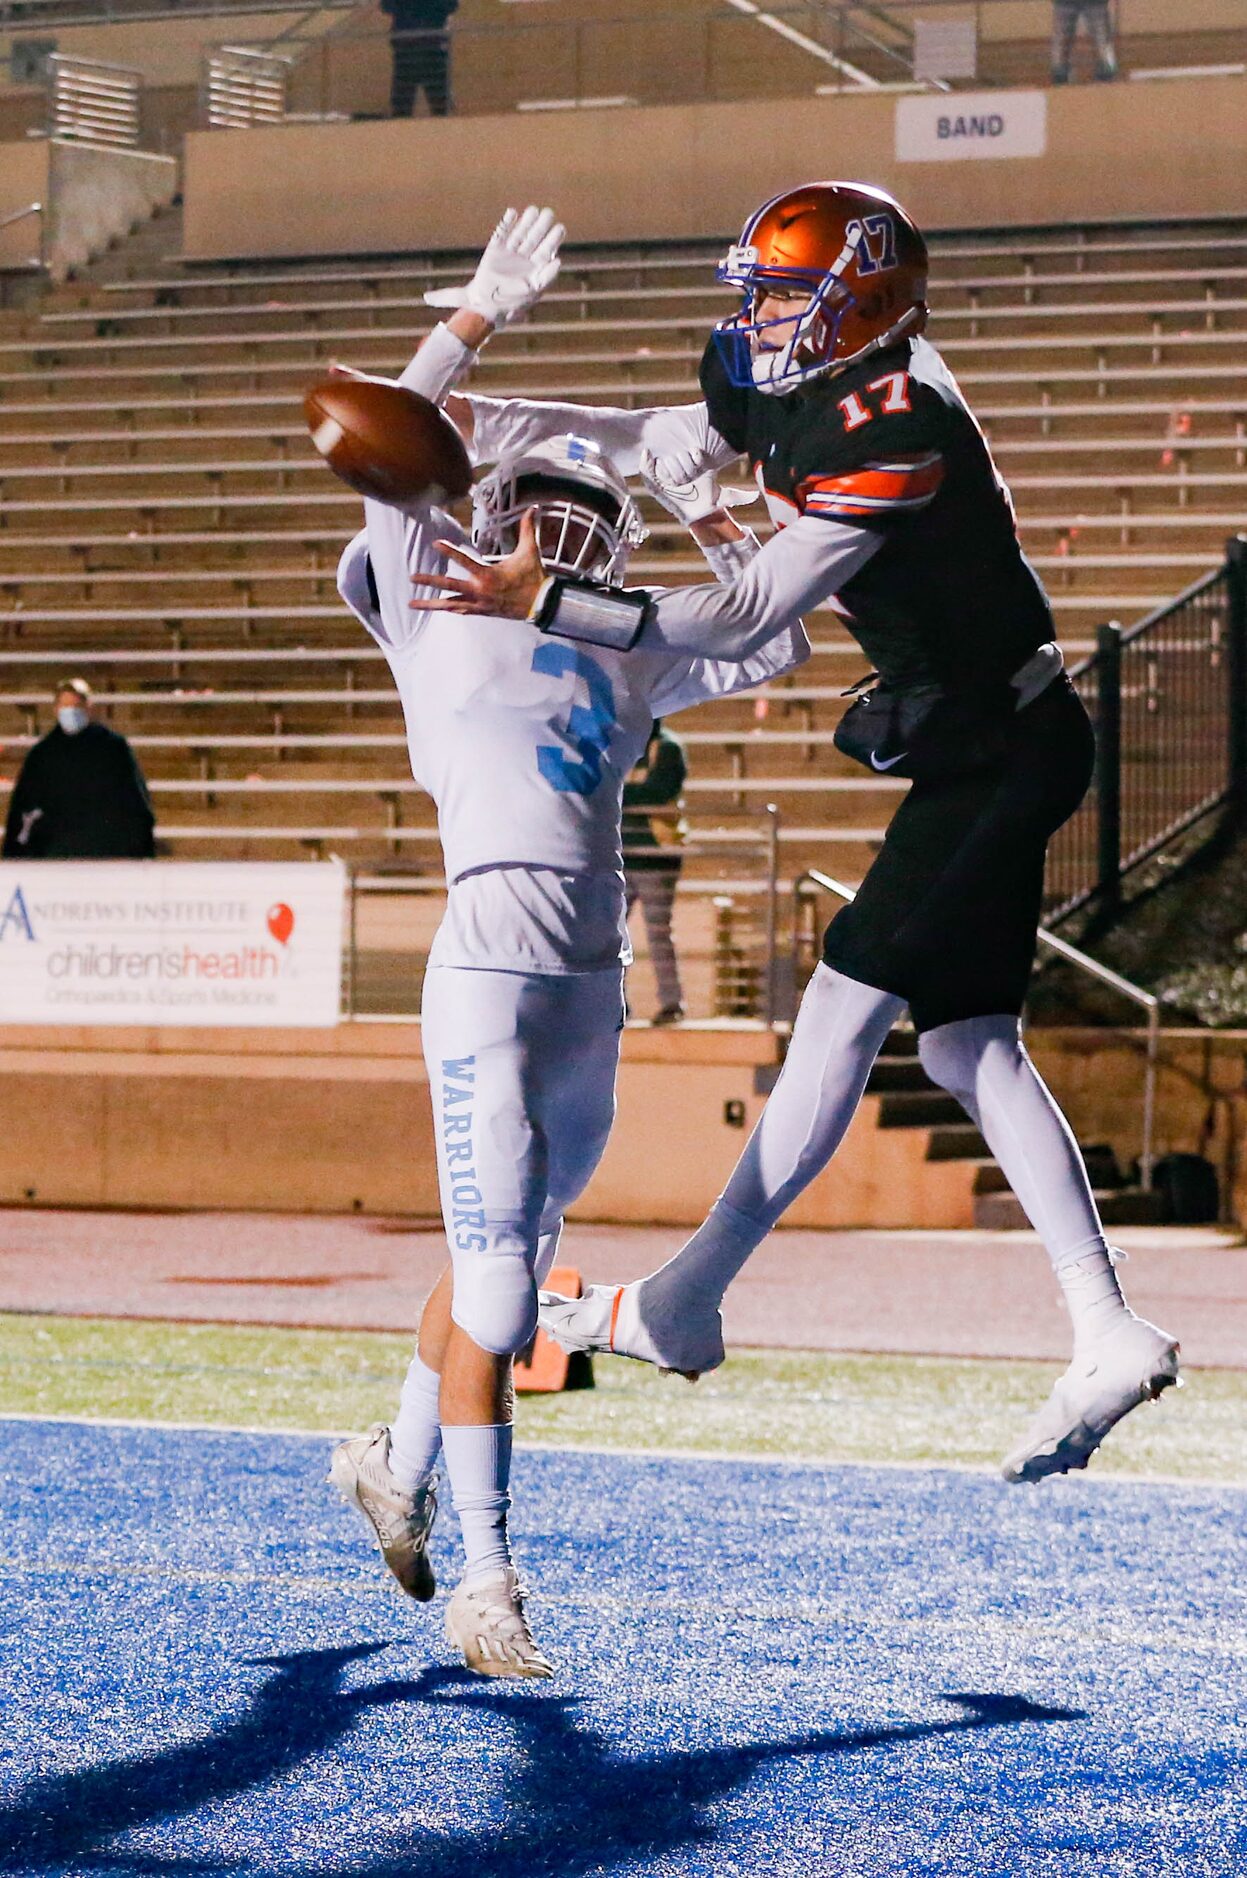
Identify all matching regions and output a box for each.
[421,181,1180,1484]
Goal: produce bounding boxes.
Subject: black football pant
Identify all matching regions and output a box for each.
[390,29,452,117]
[822,673,1096,1032]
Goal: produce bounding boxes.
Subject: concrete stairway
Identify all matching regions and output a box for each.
[2,218,1244,884]
[869,1029,1165,1228]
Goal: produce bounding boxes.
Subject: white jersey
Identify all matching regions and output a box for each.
[334,325,809,964]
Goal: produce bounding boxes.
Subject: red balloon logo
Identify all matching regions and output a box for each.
[267,902,294,945]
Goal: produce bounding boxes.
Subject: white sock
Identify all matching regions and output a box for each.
[440,1422,513,1583]
[1056,1240,1130,1350]
[917,1015,1129,1344]
[639,1198,757,1323]
[642,965,903,1318]
[387,1352,442,1493]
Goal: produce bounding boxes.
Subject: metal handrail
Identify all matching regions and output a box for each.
[0,203,43,233]
[227,0,1233,96]
[0,203,45,304]
[793,866,1161,1188]
[342,806,781,1023]
[1066,561,1229,682]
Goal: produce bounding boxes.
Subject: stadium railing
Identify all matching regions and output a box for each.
[1046,535,1247,920]
[0,201,44,309]
[342,808,782,1024]
[188,1,1246,124]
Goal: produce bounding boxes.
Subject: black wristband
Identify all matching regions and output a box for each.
[530,576,652,651]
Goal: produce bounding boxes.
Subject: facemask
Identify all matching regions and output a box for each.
[57,706,89,736]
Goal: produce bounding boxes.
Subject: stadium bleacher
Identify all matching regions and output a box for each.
[1,215,1245,883]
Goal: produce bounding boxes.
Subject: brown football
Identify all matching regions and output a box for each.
[304,371,473,505]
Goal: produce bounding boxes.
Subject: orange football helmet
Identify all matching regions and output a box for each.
[714,181,929,395]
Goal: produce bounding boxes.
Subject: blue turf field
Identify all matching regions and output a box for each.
[0,1419,1244,1878]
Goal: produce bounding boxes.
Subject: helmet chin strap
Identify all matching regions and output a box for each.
[749,300,924,396]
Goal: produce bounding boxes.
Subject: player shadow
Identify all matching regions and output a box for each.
[0,1640,443,1875]
[308,1685,1089,1878]
[0,1634,1087,1877]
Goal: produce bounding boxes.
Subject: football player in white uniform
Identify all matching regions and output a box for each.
[329,207,807,1678]
[422,186,1180,1490]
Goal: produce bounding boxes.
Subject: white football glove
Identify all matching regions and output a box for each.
[424,205,564,328]
[640,402,741,487]
[639,446,756,527]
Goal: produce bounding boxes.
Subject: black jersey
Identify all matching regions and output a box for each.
[700,333,1054,692]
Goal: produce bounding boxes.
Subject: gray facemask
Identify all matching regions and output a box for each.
[57,706,89,736]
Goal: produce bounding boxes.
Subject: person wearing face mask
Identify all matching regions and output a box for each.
[2,679,156,860]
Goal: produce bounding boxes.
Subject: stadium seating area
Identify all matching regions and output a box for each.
[1,210,1244,904]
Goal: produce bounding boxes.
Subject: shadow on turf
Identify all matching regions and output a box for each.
[0,1640,1087,1876]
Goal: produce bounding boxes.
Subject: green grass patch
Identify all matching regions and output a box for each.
[0,1312,1241,1485]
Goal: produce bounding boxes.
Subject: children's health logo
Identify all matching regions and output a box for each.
[266,902,295,945]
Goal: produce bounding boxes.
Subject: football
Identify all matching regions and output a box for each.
[304,371,473,505]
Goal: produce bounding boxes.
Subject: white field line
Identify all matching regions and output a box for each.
[0,1409,1240,1495]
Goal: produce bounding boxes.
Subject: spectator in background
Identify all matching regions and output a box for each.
[1051,0,1117,82]
[2,679,155,860]
[623,719,687,1026]
[384,0,458,118]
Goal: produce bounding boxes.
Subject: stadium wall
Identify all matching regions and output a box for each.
[1,1026,1241,1225]
[182,73,1247,260]
[0,139,176,278]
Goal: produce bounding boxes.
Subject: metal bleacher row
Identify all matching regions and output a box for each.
[1,218,1245,883]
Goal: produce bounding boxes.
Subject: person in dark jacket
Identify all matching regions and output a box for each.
[383,0,458,118]
[623,720,687,1025]
[2,679,155,860]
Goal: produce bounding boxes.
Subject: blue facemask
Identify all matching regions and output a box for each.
[57,706,89,736]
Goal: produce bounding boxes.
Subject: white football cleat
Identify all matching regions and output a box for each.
[1001,1314,1181,1484]
[537,1279,725,1379]
[445,1567,553,1680]
[329,1424,438,1602]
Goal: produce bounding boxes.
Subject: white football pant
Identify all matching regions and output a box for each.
[421,963,624,1356]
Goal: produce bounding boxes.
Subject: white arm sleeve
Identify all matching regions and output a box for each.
[395,322,476,405]
[639,514,885,663]
[646,527,810,716]
[334,498,469,652]
[462,393,669,475]
[463,396,738,477]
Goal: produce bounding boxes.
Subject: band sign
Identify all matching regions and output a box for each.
[895,91,1047,163]
[0,860,346,1027]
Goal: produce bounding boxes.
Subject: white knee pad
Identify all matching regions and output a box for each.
[450,1241,539,1358]
[917,1014,1022,1106]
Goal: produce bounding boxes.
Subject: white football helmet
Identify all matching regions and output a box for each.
[472,434,647,585]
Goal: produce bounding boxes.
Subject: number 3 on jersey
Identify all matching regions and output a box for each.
[532,642,617,795]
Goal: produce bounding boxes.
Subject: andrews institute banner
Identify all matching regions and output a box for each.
[0,861,346,1027]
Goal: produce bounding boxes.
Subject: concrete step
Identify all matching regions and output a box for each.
[877,1030,920,1060]
[926,1123,991,1163]
[865,1058,933,1095]
[974,1187,1166,1230]
[877,1091,967,1130]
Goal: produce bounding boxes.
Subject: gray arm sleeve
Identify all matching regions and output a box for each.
[638,514,884,663]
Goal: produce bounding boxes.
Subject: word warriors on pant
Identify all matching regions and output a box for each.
[441,1056,486,1253]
